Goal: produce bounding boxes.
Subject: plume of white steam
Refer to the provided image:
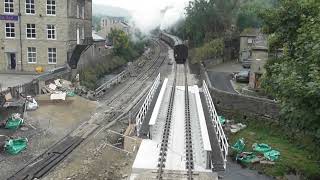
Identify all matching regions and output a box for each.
[94,0,190,34]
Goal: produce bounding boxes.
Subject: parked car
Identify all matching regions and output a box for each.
[236,69,250,83]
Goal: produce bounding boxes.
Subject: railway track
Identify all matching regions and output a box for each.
[8,39,168,180]
[157,64,177,180]
[184,64,194,180]
[156,63,194,180]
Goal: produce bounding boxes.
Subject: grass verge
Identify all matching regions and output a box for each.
[228,120,320,179]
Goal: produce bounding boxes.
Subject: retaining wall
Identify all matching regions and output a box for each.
[200,64,280,120]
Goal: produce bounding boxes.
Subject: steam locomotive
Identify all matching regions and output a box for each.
[160,32,188,64]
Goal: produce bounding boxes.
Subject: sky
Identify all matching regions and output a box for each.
[93,0,190,33]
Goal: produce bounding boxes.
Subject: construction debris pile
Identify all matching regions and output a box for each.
[42,78,96,100]
[219,116,247,134]
[42,79,76,101]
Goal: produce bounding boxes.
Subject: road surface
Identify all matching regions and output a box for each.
[207,71,238,94]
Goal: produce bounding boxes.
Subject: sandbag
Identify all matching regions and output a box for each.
[5,114,24,129]
[218,116,226,125]
[232,138,245,152]
[4,138,28,155]
[264,150,280,161]
[252,143,272,153]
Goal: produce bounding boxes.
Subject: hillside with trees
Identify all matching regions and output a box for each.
[260,0,320,144]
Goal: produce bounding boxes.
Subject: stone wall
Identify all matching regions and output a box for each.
[200,64,280,120]
[77,41,111,70]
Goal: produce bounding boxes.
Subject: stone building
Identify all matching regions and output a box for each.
[239,28,259,63]
[77,31,111,70]
[0,0,92,73]
[98,16,129,39]
[248,45,269,89]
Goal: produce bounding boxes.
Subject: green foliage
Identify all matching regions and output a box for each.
[79,29,146,90]
[259,0,319,54]
[260,0,320,141]
[191,38,224,64]
[109,29,146,61]
[184,0,238,46]
[236,0,276,31]
[79,55,127,90]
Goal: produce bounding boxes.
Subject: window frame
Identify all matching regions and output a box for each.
[46,0,56,16]
[47,24,56,40]
[5,23,15,38]
[48,48,57,64]
[4,0,14,14]
[25,0,35,15]
[27,47,37,64]
[26,23,36,39]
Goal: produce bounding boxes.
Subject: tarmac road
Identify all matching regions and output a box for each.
[207,71,238,94]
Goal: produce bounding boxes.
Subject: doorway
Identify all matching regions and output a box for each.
[8,53,16,70]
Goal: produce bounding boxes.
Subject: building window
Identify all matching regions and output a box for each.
[26,24,36,39]
[4,0,14,13]
[5,23,15,38]
[47,24,56,40]
[82,27,85,39]
[25,0,35,14]
[48,48,57,64]
[82,6,85,19]
[27,47,37,63]
[76,4,79,18]
[47,0,56,15]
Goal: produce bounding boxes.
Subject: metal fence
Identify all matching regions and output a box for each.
[94,70,129,97]
[135,73,161,136]
[0,80,39,98]
[203,80,228,170]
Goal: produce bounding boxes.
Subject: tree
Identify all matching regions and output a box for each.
[184,0,239,46]
[109,29,130,57]
[236,0,276,31]
[260,0,320,140]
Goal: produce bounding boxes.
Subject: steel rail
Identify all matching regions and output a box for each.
[156,64,177,180]
[184,64,194,180]
[103,40,166,105]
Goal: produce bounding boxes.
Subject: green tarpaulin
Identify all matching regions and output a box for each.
[218,116,226,125]
[5,117,24,129]
[67,91,75,97]
[264,150,280,161]
[252,143,272,153]
[4,138,28,155]
[232,138,245,152]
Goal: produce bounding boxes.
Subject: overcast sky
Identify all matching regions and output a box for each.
[93,0,190,33]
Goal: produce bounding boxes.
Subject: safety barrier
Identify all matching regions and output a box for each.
[95,70,128,97]
[203,80,228,170]
[135,73,161,136]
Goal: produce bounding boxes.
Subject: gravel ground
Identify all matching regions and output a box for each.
[0,96,97,179]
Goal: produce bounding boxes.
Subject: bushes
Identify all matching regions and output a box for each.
[79,29,146,90]
[79,56,127,90]
[190,38,224,64]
